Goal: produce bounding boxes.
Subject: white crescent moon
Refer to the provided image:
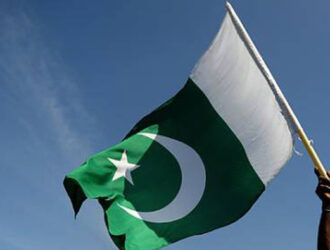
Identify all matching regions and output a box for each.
[118,132,206,223]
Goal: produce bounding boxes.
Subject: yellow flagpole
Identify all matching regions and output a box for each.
[297,129,327,178]
[226,2,328,178]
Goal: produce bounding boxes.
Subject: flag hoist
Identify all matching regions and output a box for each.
[225,2,327,179]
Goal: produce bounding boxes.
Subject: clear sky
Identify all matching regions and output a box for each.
[0,0,329,249]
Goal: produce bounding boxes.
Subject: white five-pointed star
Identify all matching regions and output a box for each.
[108,150,139,184]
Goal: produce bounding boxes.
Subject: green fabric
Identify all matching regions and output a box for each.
[64,79,265,250]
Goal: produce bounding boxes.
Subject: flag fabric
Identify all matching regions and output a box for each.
[64,12,294,250]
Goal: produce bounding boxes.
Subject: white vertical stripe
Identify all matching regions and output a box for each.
[191,14,293,185]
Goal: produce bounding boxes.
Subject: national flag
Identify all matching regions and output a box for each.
[64,4,294,250]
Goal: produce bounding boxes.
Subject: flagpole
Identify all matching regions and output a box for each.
[225,1,328,179]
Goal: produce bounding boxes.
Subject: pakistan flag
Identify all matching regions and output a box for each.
[64,5,294,250]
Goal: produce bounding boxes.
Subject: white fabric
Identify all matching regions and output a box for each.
[191,14,293,186]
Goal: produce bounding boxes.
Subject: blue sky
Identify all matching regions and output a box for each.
[0,0,329,249]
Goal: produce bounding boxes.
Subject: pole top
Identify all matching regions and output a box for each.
[225,1,232,11]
